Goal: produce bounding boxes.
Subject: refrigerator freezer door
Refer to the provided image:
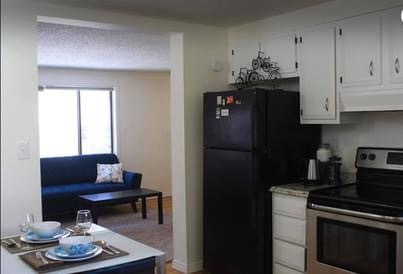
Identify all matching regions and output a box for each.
[203,148,263,274]
[203,90,265,151]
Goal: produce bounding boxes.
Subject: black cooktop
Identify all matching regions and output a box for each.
[309,183,403,217]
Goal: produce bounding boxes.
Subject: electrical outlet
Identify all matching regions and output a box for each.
[17,141,30,160]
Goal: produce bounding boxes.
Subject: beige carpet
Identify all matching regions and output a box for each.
[60,204,173,262]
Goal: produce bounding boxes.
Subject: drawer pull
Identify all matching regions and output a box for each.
[395,58,400,74]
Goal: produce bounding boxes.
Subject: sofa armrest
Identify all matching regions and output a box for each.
[123,170,142,189]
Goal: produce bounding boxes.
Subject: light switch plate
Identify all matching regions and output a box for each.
[17,141,30,160]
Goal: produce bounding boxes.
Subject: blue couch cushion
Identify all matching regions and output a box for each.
[42,182,133,216]
[41,154,119,186]
[42,182,131,198]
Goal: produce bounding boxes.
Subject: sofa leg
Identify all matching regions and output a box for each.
[131,201,138,213]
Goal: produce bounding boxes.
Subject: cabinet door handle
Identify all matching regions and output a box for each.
[325,98,329,112]
[395,58,400,74]
[369,61,374,76]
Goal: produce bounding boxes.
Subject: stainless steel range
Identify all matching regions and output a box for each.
[307,147,403,274]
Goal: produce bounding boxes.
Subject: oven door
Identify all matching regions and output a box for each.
[307,208,403,274]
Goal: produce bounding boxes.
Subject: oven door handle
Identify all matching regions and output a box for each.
[309,203,403,224]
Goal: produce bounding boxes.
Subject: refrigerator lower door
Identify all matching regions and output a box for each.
[203,148,264,274]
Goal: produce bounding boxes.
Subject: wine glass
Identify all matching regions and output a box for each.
[19,213,35,233]
[76,210,92,236]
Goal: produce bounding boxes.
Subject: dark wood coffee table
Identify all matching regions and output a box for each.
[78,188,163,224]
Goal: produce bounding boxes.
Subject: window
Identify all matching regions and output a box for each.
[39,88,114,157]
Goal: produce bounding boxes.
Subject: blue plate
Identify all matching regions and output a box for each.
[46,245,102,262]
[20,229,70,244]
[51,244,98,259]
[25,229,66,241]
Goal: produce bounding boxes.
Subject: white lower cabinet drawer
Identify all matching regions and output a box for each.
[273,214,306,246]
[273,193,307,220]
[274,239,306,272]
[274,263,305,274]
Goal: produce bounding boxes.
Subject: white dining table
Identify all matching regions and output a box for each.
[0,224,166,274]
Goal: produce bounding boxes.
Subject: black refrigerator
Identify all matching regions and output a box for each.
[203,89,320,274]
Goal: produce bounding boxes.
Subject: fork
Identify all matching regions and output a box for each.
[35,251,48,265]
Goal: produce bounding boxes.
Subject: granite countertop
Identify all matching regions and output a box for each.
[270,172,356,198]
[269,183,337,198]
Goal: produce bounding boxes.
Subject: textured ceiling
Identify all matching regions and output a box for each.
[37,23,170,71]
[30,0,333,27]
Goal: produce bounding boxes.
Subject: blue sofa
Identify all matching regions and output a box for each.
[41,154,142,217]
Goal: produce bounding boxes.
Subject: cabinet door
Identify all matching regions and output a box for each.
[299,24,337,123]
[383,7,403,84]
[229,39,259,83]
[337,14,381,87]
[261,32,298,76]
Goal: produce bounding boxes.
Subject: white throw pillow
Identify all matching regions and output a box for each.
[95,163,124,183]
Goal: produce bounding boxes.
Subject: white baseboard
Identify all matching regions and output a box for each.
[172,259,203,273]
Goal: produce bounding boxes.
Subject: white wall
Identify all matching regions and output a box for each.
[38,67,172,196]
[1,0,43,236]
[265,78,403,172]
[323,112,403,172]
[1,0,229,272]
[263,78,403,172]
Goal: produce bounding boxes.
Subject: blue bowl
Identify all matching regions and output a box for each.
[54,244,96,258]
[59,236,93,255]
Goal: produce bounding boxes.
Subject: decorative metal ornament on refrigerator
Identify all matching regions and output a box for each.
[235,49,281,89]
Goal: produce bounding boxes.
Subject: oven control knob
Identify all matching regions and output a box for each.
[360,153,367,160]
[368,153,376,161]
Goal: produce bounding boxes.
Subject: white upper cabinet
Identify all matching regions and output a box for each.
[260,32,298,76]
[336,13,381,88]
[228,38,260,83]
[228,6,403,113]
[383,7,403,84]
[298,24,338,123]
[228,32,297,83]
[337,8,403,112]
